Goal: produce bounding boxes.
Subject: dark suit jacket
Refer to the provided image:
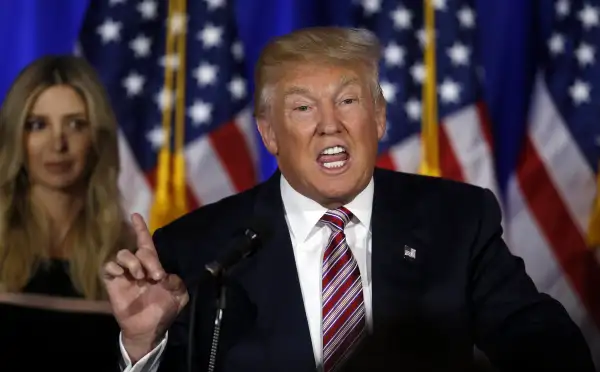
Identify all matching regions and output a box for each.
[152,168,594,372]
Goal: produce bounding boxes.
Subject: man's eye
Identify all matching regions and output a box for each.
[295,105,310,112]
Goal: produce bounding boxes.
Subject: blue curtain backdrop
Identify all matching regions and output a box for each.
[0,0,535,197]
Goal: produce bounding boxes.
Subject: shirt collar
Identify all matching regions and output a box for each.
[280,174,374,244]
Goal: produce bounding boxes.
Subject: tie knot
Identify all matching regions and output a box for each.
[320,206,353,231]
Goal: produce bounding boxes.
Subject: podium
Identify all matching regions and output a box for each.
[0,293,120,371]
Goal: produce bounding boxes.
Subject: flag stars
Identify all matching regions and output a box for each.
[384,42,404,67]
[380,81,398,103]
[188,100,213,126]
[390,6,412,30]
[205,0,225,10]
[198,24,223,48]
[169,12,188,34]
[556,0,570,17]
[548,33,565,55]
[457,7,475,28]
[228,77,247,100]
[579,4,599,29]
[155,88,174,111]
[405,98,421,121]
[575,43,595,66]
[439,79,461,104]
[130,35,152,58]
[417,28,436,48]
[231,41,244,61]
[362,0,382,15]
[159,54,180,70]
[570,80,591,105]
[447,42,470,66]
[146,127,166,150]
[123,72,145,97]
[97,18,122,44]
[362,0,381,16]
[137,0,158,20]
[193,62,218,86]
[411,62,425,84]
[434,0,447,11]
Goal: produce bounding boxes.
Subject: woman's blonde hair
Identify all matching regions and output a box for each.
[253,27,385,118]
[0,55,133,300]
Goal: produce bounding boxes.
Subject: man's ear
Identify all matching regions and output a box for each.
[375,100,387,140]
[256,115,279,156]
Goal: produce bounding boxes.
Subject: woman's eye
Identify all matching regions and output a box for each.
[24,119,45,131]
[68,119,88,130]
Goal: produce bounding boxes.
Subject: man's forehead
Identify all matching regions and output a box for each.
[278,66,364,94]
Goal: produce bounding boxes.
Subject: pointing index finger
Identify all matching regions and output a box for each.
[131,213,156,252]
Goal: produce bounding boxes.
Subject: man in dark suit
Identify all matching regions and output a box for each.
[102,27,595,372]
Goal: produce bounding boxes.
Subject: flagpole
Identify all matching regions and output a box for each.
[419,0,441,177]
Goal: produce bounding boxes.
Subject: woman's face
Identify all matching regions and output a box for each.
[24,84,93,192]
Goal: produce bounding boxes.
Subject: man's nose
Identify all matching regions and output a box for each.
[317,104,343,135]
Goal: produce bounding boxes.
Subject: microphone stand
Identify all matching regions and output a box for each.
[186,225,266,372]
[207,275,227,372]
[187,269,228,372]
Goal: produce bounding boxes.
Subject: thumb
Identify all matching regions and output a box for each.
[161,274,189,307]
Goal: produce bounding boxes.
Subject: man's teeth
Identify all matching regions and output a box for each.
[321,146,346,155]
[323,160,346,169]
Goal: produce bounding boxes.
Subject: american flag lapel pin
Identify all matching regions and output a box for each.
[403,245,416,261]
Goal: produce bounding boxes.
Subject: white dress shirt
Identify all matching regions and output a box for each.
[120,175,374,371]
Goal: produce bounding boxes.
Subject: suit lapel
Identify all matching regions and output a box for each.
[370,168,427,334]
[233,170,316,371]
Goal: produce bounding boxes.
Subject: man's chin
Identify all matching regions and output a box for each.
[312,183,361,208]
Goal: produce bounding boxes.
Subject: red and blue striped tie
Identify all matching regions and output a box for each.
[320,207,366,372]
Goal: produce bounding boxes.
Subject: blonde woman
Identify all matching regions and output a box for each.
[0,55,134,369]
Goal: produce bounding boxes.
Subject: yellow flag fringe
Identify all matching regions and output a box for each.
[149,0,188,233]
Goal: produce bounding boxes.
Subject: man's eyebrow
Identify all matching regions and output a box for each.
[282,76,360,99]
[283,86,312,98]
[338,76,360,87]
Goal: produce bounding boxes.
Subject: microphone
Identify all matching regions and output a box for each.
[187,219,271,372]
[204,219,271,278]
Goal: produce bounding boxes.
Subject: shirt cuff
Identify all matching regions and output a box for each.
[119,332,168,372]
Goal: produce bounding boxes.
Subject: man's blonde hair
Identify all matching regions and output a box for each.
[253,27,384,117]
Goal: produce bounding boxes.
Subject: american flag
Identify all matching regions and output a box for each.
[356,0,499,194]
[505,0,600,363]
[78,0,259,223]
[353,0,600,364]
